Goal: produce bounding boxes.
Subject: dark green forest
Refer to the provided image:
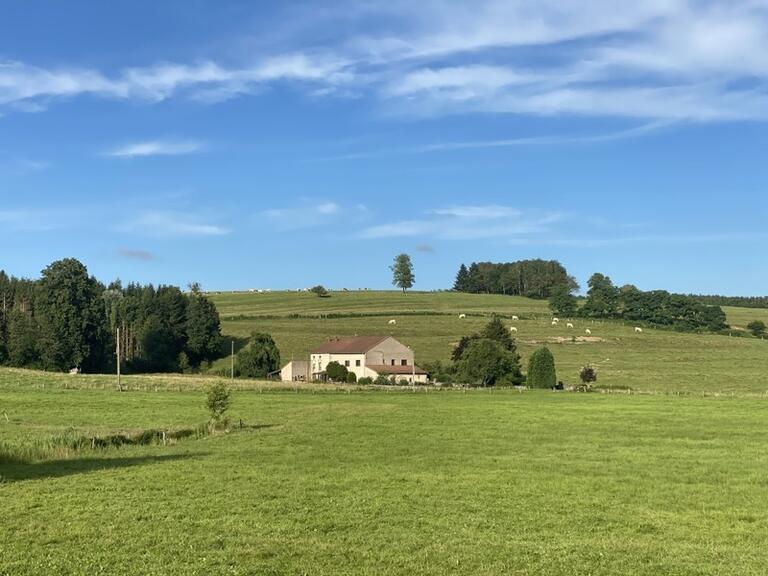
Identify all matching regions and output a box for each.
[0,259,223,374]
[453,259,578,298]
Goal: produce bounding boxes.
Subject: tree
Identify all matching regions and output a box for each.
[35,258,109,372]
[6,309,38,367]
[235,333,281,378]
[580,273,619,318]
[310,285,330,298]
[345,371,357,383]
[453,264,470,292]
[206,382,231,425]
[325,361,348,382]
[548,285,578,317]
[452,316,519,362]
[527,347,557,389]
[747,320,766,338]
[186,292,223,367]
[456,338,522,387]
[579,365,598,387]
[390,254,415,293]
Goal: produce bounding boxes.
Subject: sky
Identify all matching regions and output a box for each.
[1,0,767,295]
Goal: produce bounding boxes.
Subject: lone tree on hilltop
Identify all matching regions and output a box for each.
[527,347,557,389]
[391,254,415,293]
[310,285,330,298]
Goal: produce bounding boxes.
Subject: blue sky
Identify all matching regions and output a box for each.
[1,0,767,295]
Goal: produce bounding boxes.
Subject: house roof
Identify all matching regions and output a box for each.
[367,364,428,375]
[311,336,389,354]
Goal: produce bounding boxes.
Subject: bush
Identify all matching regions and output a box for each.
[310,285,330,298]
[325,361,348,382]
[358,376,373,385]
[206,382,231,424]
[398,378,410,386]
[374,375,390,386]
[346,371,357,383]
[457,338,523,387]
[747,320,766,338]
[527,347,557,389]
[576,365,598,391]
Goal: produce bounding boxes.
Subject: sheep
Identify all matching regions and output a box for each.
[458,313,466,319]
[552,317,560,323]
[567,322,574,329]
[585,329,592,335]
[509,326,518,333]
[635,327,643,333]
[512,315,519,321]
[388,319,397,325]
[551,320,558,326]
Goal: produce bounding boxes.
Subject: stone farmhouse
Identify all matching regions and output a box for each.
[280,336,428,384]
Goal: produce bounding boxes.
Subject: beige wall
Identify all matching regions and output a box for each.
[364,337,413,369]
[280,361,308,382]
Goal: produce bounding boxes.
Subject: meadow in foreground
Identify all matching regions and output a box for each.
[2,379,768,575]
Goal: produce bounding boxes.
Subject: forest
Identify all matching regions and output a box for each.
[453,259,578,298]
[0,259,223,373]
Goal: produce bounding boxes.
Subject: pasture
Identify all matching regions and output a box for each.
[209,291,768,394]
[2,374,768,575]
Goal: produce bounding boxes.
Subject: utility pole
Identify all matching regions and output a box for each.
[116,327,122,392]
[230,340,235,381]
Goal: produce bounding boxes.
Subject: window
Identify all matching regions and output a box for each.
[345,360,350,367]
[401,359,407,366]
[391,359,395,366]
[356,359,361,367]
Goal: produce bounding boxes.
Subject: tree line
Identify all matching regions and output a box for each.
[689,294,768,309]
[453,259,578,298]
[0,259,223,373]
[550,272,729,331]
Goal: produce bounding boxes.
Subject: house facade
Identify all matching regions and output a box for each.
[280,335,428,383]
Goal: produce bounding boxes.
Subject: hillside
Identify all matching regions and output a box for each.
[209,290,768,394]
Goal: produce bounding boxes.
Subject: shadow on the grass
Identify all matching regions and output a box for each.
[0,452,201,483]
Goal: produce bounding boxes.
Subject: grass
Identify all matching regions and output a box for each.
[208,290,768,394]
[2,382,768,575]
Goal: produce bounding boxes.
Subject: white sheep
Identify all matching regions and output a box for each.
[551,320,558,326]
[567,322,574,329]
[512,315,519,321]
[552,317,560,323]
[458,313,466,319]
[585,329,592,335]
[509,326,518,333]
[388,319,397,325]
[635,327,643,333]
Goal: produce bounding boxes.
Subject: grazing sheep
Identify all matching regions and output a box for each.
[551,320,558,326]
[635,327,643,333]
[388,319,397,325]
[458,313,466,319]
[567,322,574,329]
[552,318,560,323]
[509,326,518,333]
[512,315,519,321]
[585,329,592,335]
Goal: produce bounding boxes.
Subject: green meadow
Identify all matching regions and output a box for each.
[209,291,768,394]
[3,381,768,575]
[3,290,768,575]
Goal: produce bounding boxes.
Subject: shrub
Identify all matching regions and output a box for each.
[373,375,390,386]
[576,365,598,391]
[346,371,357,383]
[456,338,523,387]
[206,382,231,424]
[358,376,373,385]
[398,378,410,386]
[747,320,766,338]
[310,285,330,298]
[325,361,348,382]
[527,347,557,389]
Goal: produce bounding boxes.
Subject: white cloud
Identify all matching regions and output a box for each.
[261,200,355,230]
[104,140,204,158]
[317,202,340,214]
[361,205,561,239]
[123,211,229,237]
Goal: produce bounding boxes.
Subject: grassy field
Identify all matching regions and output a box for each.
[2,375,768,575]
[209,291,768,394]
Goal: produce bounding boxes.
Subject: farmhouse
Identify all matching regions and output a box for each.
[280,335,428,383]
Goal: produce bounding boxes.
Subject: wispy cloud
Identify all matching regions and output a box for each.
[361,205,561,239]
[261,200,362,230]
[122,211,229,237]
[104,139,204,158]
[118,248,156,261]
